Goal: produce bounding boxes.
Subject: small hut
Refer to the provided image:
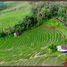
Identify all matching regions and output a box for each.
[57,45,67,53]
[14,32,19,37]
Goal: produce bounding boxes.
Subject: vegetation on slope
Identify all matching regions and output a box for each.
[0,1,67,66]
[0,2,32,31]
[0,18,67,65]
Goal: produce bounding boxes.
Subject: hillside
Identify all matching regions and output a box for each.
[0,18,67,66]
[0,2,32,31]
[0,1,67,66]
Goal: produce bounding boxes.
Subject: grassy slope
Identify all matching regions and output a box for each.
[0,2,32,31]
[0,2,67,65]
[0,18,67,66]
[46,18,67,38]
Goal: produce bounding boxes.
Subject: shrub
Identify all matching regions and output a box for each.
[40,8,51,19]
[0,31,7,37]
[14,24,22,34]
[48,43,57,52]
[13,16,37,35]
[57,3,67,26]
[21,16,37,29]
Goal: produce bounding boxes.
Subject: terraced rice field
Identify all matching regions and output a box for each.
[0,2,67,66]
[0,19,67,66]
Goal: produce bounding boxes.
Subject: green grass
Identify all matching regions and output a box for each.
[0,2,67,65]
[0,2,32,31]
[45,18,67,38]
[0,19,67,66]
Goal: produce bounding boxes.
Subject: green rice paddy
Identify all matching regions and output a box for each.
[0,2,67,66]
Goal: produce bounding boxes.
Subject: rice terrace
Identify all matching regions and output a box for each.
[0,1,67,66]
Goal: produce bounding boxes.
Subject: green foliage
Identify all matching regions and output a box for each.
[57,3,67,26]
[41,8,51,19]
[31,2,67,28]
[0,2,67,65]
[49,2,59,16]
[0,2,31,31]
[13,16,37,35]
[0,19,65,65]
[48,43,57,52]
[0,2,67,38]
[31,2,60,26]
[0,31,7,37]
